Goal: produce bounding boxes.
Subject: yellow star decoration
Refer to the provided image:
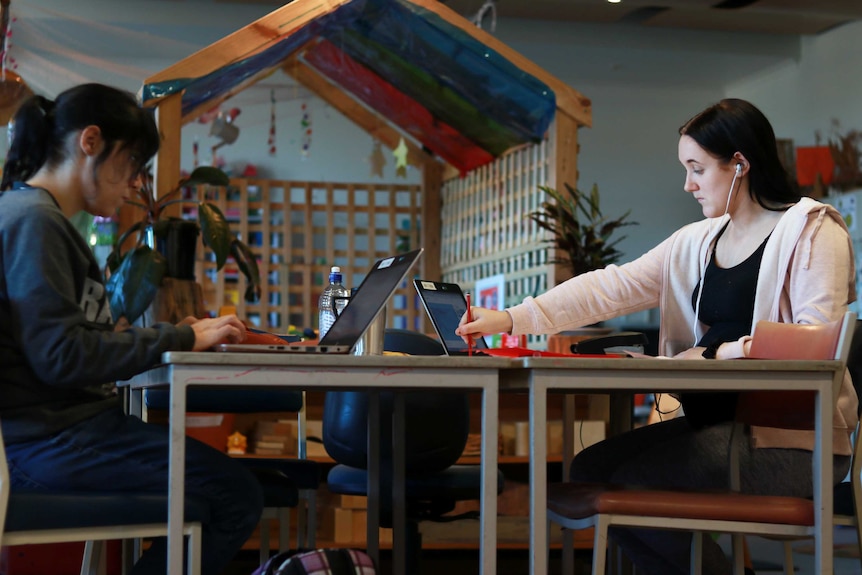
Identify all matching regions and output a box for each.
[393,137,408,178]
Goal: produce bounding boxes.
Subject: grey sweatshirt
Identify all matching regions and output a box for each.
[0,186,194,443]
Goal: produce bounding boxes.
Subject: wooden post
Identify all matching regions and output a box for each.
[421,160,443,285]
[153,93,183,219]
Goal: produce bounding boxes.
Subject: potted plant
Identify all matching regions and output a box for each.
[527,182,637,278]
[106,166,261,324]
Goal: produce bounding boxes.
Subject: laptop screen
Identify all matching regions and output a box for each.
[319,249,423,348]
[413,280,489,354]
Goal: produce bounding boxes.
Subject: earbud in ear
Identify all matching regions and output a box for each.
[735,163,743,175]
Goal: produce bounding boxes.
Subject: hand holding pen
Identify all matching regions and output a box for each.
[455,303,514,346]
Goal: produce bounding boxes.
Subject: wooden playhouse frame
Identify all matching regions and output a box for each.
[135,0,591,337]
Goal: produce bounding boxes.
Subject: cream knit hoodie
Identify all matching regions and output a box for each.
[507,197,858,454]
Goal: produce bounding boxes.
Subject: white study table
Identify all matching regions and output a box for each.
[124,352,510,575]
[502,356,845,575]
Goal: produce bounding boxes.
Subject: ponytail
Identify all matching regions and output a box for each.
[1,96,56,191]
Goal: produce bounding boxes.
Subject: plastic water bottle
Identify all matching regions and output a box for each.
[318,266,350,339]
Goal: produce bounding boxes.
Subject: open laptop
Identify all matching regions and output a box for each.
[215,248,423,353]
[413,279,490,356]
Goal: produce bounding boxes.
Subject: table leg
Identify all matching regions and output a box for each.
[393,392,407,575]
[168,372,186,575]
[480,379,499,575]
[367,391,380,567]
[529,377,548,575]
[814,381,834,574]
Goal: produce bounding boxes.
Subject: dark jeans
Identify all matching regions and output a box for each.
[570,417,851,575]
[5,408,264,575]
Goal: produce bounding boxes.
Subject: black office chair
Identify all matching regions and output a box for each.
[323,328,505,574]
[143,388,321,563]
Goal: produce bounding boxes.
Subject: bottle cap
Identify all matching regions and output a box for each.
[331,266,341,273]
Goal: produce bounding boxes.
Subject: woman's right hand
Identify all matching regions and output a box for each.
[455,307,513,344]
[182,315,247,351]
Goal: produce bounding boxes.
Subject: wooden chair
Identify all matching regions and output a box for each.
[775,317,862,573]
[0,415,203,575]
[547,311,856,575]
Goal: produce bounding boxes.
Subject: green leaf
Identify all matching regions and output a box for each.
[105,246,166,324]
[230,241,262,303]
[198,203,232,269]
[184,166,231,187]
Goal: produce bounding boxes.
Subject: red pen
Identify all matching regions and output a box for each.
[465,292,473,356]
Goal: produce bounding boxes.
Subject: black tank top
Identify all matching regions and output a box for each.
[683,225,770,428]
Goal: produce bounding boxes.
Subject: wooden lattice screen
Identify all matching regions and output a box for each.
[186,178,424,335]
[440,139,554,347]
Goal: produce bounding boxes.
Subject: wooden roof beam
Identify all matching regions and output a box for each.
[144,0,355,86]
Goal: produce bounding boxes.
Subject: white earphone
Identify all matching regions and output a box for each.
[735,162,743,175]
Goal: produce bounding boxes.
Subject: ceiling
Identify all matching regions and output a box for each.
[440,0,862,35]
[216,0,862,36]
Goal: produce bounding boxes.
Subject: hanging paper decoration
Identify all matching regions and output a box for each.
[197,105,220,124]
[393,137,408,178]
[268,89,276,156]
[300,102,312,159]
[1,12,17,77]
[369,138,385,178]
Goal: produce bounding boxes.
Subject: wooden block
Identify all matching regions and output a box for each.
[573,420,605,454]
[316,506,334,542]
[334,508,354,543]
[339,494,367,509]
[255,420,294,437]
[255,434,289,444]
[254,440,286,450]
[351,509,367,540]
[547,420,563,455]
[379,527,392,545]
[500,421,516,456]
[252,447,284,455]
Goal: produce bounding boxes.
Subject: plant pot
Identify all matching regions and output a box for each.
[156,220,200,280]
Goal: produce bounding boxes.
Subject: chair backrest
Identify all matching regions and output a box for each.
[737,312,856,429]
[0,419,10,541]
[834,319,862,517]
[322,329,470,475]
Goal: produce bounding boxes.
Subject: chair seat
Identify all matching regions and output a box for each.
[328,464,505,500]
[6,490,210,531]
[243,457,320,491]
[547,482,815,526]
[145,388,304,413]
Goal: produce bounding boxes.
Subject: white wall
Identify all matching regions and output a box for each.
[728,20,862,148]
